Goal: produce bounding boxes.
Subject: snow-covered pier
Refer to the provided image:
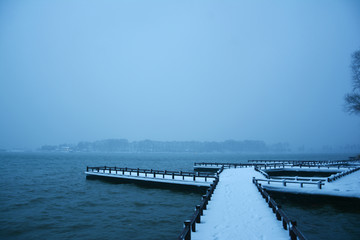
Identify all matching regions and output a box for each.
[248,159,357,165]
[252,164,360,198]
[181,168,300,240]
[259,166,360,198]
[85,166,217,189]
[85,158,360,239]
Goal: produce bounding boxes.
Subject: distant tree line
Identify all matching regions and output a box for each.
[39,139,291,153]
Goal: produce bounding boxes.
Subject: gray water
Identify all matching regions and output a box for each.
[0,152,358,239]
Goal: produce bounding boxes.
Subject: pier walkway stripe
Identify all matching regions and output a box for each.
[192,168,289,240]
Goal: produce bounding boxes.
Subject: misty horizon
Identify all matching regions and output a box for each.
[1,0,360,151]
[0,137,355,154]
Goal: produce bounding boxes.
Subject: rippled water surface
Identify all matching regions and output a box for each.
[0,152,357,239]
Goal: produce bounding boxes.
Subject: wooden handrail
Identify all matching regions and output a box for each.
[327,167,360,182]
[254,178,325,189]
[177,166,223,240]
[86,166,216,179]
[194,162,257,168]
[248,159,359,165]
[253,178,308,240]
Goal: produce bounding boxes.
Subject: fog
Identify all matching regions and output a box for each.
[0,0,359,150]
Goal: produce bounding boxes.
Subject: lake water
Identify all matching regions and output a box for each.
[0,152,358,239]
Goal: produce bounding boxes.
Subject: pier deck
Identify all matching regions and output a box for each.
[85,166,216,188]
[260,167,360,198]
[191,168,289,240]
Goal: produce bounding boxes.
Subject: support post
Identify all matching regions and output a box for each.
[196,205,203,216]
[202,195,207,210]
[184,220,191,240]
[276,206,281,220]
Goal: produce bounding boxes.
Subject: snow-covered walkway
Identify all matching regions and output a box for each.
[192,168,289,240]
[262,168,360,198]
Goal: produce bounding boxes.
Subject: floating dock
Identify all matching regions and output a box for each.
[85,166,217,189]
[86,157,360,240]
[258,167,360,198]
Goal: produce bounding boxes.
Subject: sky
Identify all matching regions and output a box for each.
[0,0,360,150]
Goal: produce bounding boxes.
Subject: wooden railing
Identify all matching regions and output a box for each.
[194,162,255,168]
[254,178,325,189]
[249,159,358,165]
[254,164,351,170]
[86,166,217,182]
[327,166,360,182]
[254,167,270,178]
[253,178,307,240]
[178,166,224,240]
[196,162,358,171]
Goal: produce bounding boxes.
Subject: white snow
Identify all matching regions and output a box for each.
[191,168,289,240]
[84,171,213,187]
[260,169,360,198]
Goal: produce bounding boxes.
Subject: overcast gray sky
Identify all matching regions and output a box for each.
[0,0,359,150]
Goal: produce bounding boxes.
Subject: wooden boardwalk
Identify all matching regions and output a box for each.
[85,166,217,188]
[85,158,360,240]
[190,168,291,240]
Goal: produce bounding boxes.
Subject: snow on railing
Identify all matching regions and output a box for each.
[327,166,360,182]
[254,178,325,189]
[249,159,358,165]
[255,164,352,170]
[254,166,270,178]
[178,166,224,240]
[253,177,307,240]
[194,162,255,168]
[86,166,217,182]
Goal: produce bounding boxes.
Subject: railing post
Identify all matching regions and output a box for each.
[276,206,281,220]
[282,218,288,230]
[202,195,207,210]
[191,220,196,232]
[268,196,271,207]
[196,204,203,216]
[289,221,297,240]
[172,173,175,179]
[193,175,196,181]
[184,220,191,240]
